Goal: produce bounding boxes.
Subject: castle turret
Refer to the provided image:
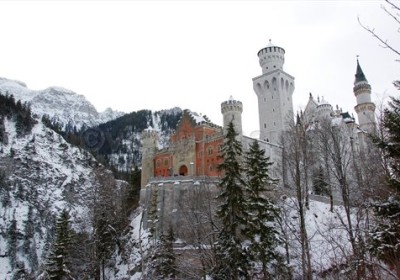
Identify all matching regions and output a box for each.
[141,129,158,188]
[316,96,333,120]
[253,40,295,143]
[353,59,376,134]
[221,96,243,137]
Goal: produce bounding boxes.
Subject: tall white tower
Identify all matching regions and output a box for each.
[353,59,376,134]
[253,40,295,144]
[221,96,243,136]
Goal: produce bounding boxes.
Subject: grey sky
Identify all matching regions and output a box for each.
[0,1,399,135]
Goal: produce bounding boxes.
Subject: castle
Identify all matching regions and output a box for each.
[140,40,376,189]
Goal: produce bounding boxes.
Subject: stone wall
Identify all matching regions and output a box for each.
[140,176,220,240]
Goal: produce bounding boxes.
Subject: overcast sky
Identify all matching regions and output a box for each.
[1,1,399,136]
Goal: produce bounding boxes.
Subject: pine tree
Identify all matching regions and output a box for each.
[212,121,250,279]
[243,139,285,278]
[8,217,18,269]
[46,209,74,280]
[370,95,400,278]
[312,166,330,196]
[24,206,39,271]
[154,227,177,279]
[148,186,159,243]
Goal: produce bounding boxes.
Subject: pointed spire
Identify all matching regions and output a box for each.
[354,58,368,85]
[296,112,301,126]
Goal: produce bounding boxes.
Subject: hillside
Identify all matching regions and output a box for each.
[0,96,131,278]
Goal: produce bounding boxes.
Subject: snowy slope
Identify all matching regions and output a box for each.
[0,77,124,129]
[0,117,117,278]
[104,198,358,279]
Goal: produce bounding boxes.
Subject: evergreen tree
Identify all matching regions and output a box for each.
[154,227,177,279]
[24,206,39,271]
[8,216,18,269]
[243,140,285,278]
[370,94,400,277]
[46,209,74,280]
[312,166,330,196]
[92,168,125,279]
[212,121,250,279]
[148,186,159,243]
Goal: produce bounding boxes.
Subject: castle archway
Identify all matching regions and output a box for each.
[179,165,188,176]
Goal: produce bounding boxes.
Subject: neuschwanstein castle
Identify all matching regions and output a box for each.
[140,40,376,189]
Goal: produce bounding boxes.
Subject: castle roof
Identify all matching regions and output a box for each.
[354,59,368,85]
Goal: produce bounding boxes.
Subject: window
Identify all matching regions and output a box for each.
[156,160,161,167]
[264,123,267,128]
[164,159,169,166]
[208,146,213,155]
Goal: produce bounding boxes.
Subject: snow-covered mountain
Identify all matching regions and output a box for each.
[0,115,128,278]
[0,77,124,129]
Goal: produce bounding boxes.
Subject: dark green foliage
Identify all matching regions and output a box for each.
[0,92,36,136]
[313,166,330,196]
[212,122,250,279]
[156,108,182,132]
[123,166,141,216]
[92,169,126,278]
[8,217,18,269]
[0,116,6,143]
[154,227,177,279]
[23,206,39,271]
[370,93,400,272]
[148,186,159,241]
[97,109,154,155]
[244,140,285,278]
[46,209,74,280]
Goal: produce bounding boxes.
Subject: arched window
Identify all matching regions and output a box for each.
[179,165,188,176]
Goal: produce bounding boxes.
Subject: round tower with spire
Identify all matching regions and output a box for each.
[317,96,333,120]
[140,129,158,188]
[253,40,295,144]
[221,96,243,136]
[353,59,376,134]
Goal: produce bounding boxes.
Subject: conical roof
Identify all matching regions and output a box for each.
[354,59,368,85]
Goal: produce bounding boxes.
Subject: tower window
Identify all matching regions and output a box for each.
[273,108,275,112]
[264,123,266,128]
[264,97,266,102]
[274,122,276,126]
[272,96,274,99]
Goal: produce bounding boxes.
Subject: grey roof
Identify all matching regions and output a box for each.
[354,59,368,85]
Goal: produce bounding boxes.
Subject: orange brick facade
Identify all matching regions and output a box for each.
[153,110,224,178]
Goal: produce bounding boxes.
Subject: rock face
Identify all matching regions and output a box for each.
[0,77,124,129]
[0,116,123,278]
[140,176,219,240]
